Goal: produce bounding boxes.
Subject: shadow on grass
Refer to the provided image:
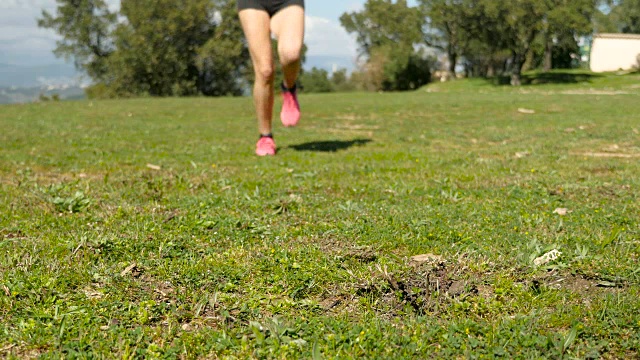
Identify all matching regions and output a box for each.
[493,71,604,86]
[287,138,372,153]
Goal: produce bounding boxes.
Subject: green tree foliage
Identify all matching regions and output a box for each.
[37,0,116,80]
[541,0,597,71]
[340,0,432,91]
[299,67,333,93]
[39,0,249,97]
[331,69,356,92]
[419,0,472,79]
[340,0,424,56]
[609,0,640,33]
[298,68,357,94]
[495,0,548,85]
[418,0,600,84]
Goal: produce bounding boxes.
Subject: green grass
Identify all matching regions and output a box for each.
[1,72,639,359]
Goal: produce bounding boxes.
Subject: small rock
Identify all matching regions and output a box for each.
[553,208,569,216]
[533,249,562,266]
[518,108,535,114]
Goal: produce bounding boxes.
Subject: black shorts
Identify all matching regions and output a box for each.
[237,0,304,17]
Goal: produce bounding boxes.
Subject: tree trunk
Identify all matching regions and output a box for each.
[447,51,457,80]
[511,53,523,86]
[487,61,495,78]
[543,33,552,72]
[510,71,521,86]
[523,49,534,72]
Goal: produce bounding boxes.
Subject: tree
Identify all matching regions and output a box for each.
[487,1,547,85]
[340,0,431,90]
[340,0,424,57]
[38,0,116,80]
[609,0,640,33]
[542,0,597,71]
[299,67,333,93]
[419,0,472,79]
[39,0,249,97]
[331,69,356,92]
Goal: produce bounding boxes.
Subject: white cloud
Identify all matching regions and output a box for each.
[345,1,364,13]
[0,1,61,64]
[305,15,357,58]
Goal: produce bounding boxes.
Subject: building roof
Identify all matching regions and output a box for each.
[594,33,640,40]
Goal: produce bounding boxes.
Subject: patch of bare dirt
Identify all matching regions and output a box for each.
[561,89,630,95]
[531,270,628,295]
[1,344,43,359]
[343,248,378,263]
[319,295,348,311]
[320,256,482,317]
[318,252,632,319]
[313,236,379,264]
[2,230,26,239]
[571,152,640,159]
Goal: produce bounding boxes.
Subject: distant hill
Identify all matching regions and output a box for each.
[0,62,81,88]
[304,55,356,73]
[0,55,354,104]
[0,85,85,105]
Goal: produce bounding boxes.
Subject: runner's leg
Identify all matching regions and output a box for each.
[239,8,274,136]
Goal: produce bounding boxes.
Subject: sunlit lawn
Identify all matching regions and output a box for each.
[1,71,639,358]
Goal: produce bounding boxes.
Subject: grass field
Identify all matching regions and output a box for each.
[1,71,639,358]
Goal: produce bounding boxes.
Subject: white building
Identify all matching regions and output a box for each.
[590,33,640,72]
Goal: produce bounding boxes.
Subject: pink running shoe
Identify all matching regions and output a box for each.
[280,83,300,127]
[256,136,276,156]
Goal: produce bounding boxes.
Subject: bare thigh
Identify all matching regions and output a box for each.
[238,9,274,79]
[270,5,305,63]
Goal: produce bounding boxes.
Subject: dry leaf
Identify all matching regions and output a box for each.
[146,164,161,171]
[596,281,619,288]
[410,253,445,265]
[0,344,16,353]
[553,208,569,216]
[518,108,535,114]
[83,288,103,299]
[120,263,138,277]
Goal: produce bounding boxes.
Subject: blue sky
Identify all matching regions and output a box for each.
[308,0,418,21]
[0,0,418,66]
